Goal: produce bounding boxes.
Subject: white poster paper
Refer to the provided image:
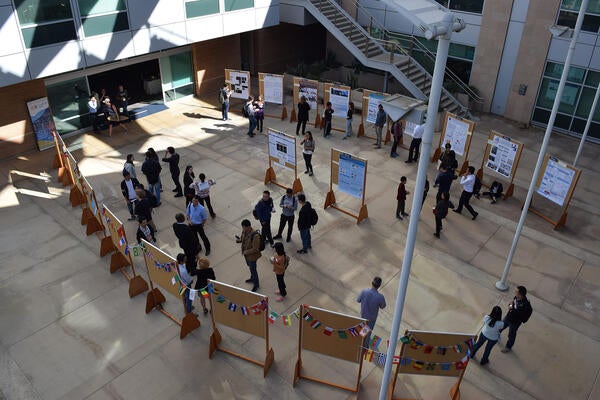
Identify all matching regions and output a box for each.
[229,70,249,99]
[404,121,418,138]
[263,75,283,104]
[484,133,519,179]
[442,116,470,156]
[329,87,350,118]
[366,93,385,124]
[298,79,318,111]
[268,129,296,171]
[338,153,365,199]
[537,157,576,207]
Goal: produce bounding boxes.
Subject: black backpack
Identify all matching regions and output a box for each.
[310,208,319,226]
[241,104,249,118]
[522,300,533,323]
[252,230,265,251]
[473,176,482,194]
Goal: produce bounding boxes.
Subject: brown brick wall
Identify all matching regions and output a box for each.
[192,35,242,97]
[0,79,48,159]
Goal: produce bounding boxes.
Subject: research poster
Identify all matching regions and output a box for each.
[329,86,350,117]
[537,156,576,207]
[485,133,519,178]
[298,79,318,111]
[229,70,249,99]
[442,115,471,156]
[263,74,283,104]
[404,121,418,137]
[366,93,385,124]
[27,97,56,151]
[268,129,295,171]
[338,153,365,199]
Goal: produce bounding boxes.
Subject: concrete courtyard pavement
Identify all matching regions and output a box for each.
[0,96,598,400]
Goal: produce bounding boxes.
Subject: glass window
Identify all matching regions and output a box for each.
[15,0,73,26]
[560,0,600,14]
[449,43,475,61]
[81,11,129,36]
[544,62,585,83]
[585,70,600,87]
[185,0,220,18]
[160,52,194,102]
[46,77,90,134]
[224,0,254,12]
[575,86,600,119]
[554,113,573,130]
[435,0,484,14]
[536,77,581,114]
[21,21,77,48]
[571,118,600,138]
[78,0,127,16]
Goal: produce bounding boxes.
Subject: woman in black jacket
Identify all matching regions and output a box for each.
[183,165,195,206]
[434,192,449,238]
[296,95,311,135]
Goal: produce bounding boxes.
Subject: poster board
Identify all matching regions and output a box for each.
[27,97,56,151]
[358,89,392,144]
[476,130,524,199]
[51,130,65,175]
[141,239,200,339]
[225,69,251,100]
[294,304,367,393]
[528,154,581,229]
[322,83,351,133]
[79,175,109,242]
[264,128,302,194]
[431,112,474,175]
[324,148,369,224]
[101,205,148,297]
[258,72,287,120]
[208,280,274,376]
[61,145,85,207]
[389,330,476,400]
[290,77,320,127]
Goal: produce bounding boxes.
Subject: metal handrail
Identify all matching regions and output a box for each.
[338,0,483,104]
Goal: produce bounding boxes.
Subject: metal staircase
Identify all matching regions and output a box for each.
[300,0,482,116]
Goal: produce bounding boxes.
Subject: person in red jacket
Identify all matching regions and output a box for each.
[396,176,410,220]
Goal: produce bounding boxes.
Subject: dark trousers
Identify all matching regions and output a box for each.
[456,191,476,217]
[260,220,273,246]
[199,196,215,217]
[127,199,136,217]
[276,214,295,240]
[296,119,307,135]
[435,215,444,235]
[472,333,497,363]
[396,200,406,217]
[408,138,422,162]
[500,320,521,349]
[257,116,264,132]
[303,153,313,173]
[190,224,211,252]
[436,191,454,209]
[324,120,332,136]
[171,171,182,195]
[390,139,399,155]
[300,228,311,250]
[276,274,287,296]
[246,259,259,288]
[183,288,192,314]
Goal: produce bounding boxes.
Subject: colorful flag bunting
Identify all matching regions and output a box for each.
[124,245,129,255]
[364,350,373,362]
[133,246,139,257]
[400,335,410,344]
[424,345,433,354]
[392,356,401,365]
[338,330,348,339]
[425,363,436,371]
[178,286,186,296]
[310,320,321,329]
[282,315,292,326]
[207,283,214,293]
[441,363,451,371]
[348,327,359,337]
[359,325,371,337]
[303,312,313,322]
[377,353,386,367]
[240,306,248,316]
[323,327,333,336]
[200,290,209,298]
[228,302,237,312]
[437,347,447,355]
[370,335,382,350]
[268,311,278,324]
[454,344,463,353]
[216,295,226,303]
[293,309,300,319]
[413,360,424,370]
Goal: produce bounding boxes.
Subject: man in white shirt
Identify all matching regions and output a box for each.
[405,123,424,163]
[453,166,478,220]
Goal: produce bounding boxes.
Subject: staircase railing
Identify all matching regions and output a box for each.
[338,0,483,105]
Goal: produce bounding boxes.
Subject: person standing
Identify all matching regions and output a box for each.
[374,104,387,149]
[186,196,211,256]
[357,276,386,345]
[88,95,100,132]
[435,165,456,207]
[271,242,288,302]
[390,119,403,158]
[300,131,315,176]
[239,219,262,292]
[433,192,449,238]
[219,83,231,120]
[273,188,297,242]
[147,148,162,192]
[117,84,129,117]
[176,253,194,314]
[123,154,136,179]
[191,173,216,218]
[192,257,215,314]
[136,216,156,245]
[245,96,257,137]
[500,285,533,353]
[471,306,504,365]
[296,194,312,254]
[323,102,334,137]
[421,177,430,210]
[343,101,354,139]
[254,191,275,248]
[439,142,458,173]
[296,95,311,135]
[173,213,200,272]
[134,189,156,232]
[183,165,195,206]
[120,171,140,221]
[141,151,162,206]
[254,95,265,133]
[162,147,183,198]
[453,166,478,220]
[396,176,410,220]
[406,123,424,163]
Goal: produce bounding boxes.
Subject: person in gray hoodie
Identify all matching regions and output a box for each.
[273,188,298,243]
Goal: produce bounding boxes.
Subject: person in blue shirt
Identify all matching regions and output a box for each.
[254,190,275,248]
[357,276,386,345]
[186,196,211,256]
[176,253,194,314]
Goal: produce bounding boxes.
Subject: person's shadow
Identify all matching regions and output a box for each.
[183,112,223,121]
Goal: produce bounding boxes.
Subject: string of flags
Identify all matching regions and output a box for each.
[399,334,474,357]
[362,347,470,371]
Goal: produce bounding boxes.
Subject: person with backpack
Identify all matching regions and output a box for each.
[238,219,262,292]
[254,191,275,249]
[471,306,504,365]
[273,188,297,243]
[141,151,162,207]
[219,83,231,121]
[296,193,316,254]
[500,285,532,353]
[271,242,289,301]
[245,96,257,137]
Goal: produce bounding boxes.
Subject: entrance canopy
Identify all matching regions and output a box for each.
[380,94,425,122]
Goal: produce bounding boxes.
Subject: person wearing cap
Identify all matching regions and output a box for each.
[357,276,386,345]
[192,256,215,315]
[273,188,297,243]
[120,171,140,220]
